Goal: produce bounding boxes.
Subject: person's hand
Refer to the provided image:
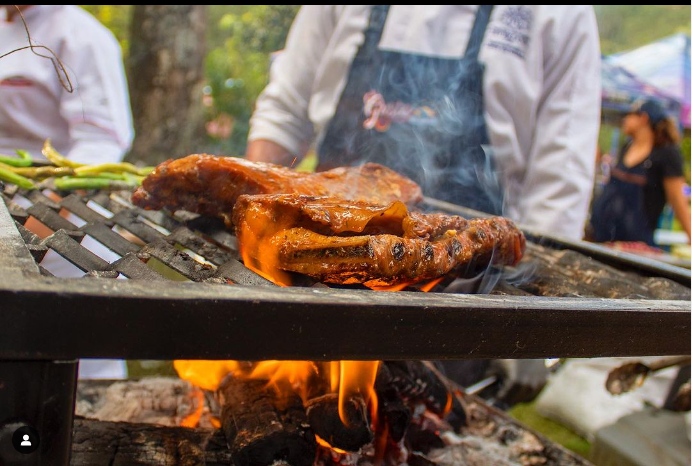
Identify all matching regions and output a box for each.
[490,359,548,406]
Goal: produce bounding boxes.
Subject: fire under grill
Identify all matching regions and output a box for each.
[0,183,690,466]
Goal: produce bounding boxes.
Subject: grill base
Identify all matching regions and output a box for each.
[0,361,77,466]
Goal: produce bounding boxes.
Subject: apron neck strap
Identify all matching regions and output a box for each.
[465,5,494,59]
[363,5,493,59]
[363,5,390,51]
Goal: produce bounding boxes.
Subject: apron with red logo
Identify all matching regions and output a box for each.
[317,5,502,214]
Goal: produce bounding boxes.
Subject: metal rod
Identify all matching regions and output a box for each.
[0,277,688,360]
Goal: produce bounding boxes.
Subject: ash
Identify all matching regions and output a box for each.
[430,429,546,466]
[75,377,214,427]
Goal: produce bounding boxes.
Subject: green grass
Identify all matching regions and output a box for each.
[509,402,592,459]
[126,360,177,378]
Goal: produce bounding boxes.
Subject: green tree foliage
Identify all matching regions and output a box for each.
[82,5,298,156]
[595,5,691,55]
[80,5,132,55]
[80,5,690,158]
[205,5,299,155]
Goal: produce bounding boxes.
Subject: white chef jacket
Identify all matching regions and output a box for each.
[249,5,601,239]
[0,5,133,164]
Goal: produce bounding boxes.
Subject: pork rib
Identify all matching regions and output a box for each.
[233,194,525,287]
[132,155,423,224]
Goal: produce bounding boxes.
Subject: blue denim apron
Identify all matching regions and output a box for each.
[317,5,502,214]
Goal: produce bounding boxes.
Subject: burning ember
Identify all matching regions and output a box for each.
[175,360,380,425]
[174,359,468,465]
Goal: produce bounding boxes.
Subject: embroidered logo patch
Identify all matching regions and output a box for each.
[362,91,436,132]
[487,6,533,59]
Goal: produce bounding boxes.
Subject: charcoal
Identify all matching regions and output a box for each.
[408,452,439,466]
[406,424,445,454]
[305,393,373,452]
[219,377,316,466]
[381,397,411,443]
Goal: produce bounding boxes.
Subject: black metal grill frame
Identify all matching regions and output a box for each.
[0,185,688,361]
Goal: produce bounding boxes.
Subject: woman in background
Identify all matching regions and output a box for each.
[590,100,691,245]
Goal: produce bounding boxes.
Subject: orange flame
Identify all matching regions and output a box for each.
[315,434,348,455]
[180,389,205,428]
[419,276,445,293]
[367,282,411,292]
[237,204,294,287]
[174,359,380,429]
[338,361,380,425]
[173,360,240,391]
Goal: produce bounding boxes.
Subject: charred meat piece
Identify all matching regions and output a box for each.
[132,155,423,224]
[232,194,467,239]
[233,194,525,287]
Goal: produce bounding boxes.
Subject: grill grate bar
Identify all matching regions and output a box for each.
[25,190,60,210]
[111,210,165,244]
[27,203,80,233]
[168,226,235,266]
[184,215,238,251]
[43,230,110,272]
[110,253,166,281]
[139,238,216,281]
[81,222,141,257]
[60,194,113,225]
[136,208,182,233]
[212,258,274,286]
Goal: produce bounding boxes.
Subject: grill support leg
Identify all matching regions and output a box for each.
[0,360,78,466]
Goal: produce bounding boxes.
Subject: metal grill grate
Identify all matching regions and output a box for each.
[0,181,689,361]
[2,185,281,287]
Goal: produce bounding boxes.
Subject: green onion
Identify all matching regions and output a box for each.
[42,139,85,168]
[0,163,36,189]
[54,177,138,191]
[11,166,74,178]
[0,149,33,167]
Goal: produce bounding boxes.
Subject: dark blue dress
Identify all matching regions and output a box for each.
[591,142,684,245]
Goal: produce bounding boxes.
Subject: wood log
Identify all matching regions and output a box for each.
[380,397,411,443]
[376,362,450,415]
[70,418,230,466]
[305,393,373,452]
[219,377,316,466]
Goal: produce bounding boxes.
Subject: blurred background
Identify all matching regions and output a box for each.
[79,5,691,264]
[80,6,690,158]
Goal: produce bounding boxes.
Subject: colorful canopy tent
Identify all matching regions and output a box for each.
[600,60,682,156]
[607,33,691,127]
[601,59,681,118]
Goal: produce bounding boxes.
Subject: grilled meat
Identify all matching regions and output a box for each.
[132,155,423,225]
[233,194,525,287]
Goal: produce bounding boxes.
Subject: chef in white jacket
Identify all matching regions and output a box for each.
[0,5,133,164]
[0,5,133,379]
[246,5,601,404]
[247,5,601,240]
